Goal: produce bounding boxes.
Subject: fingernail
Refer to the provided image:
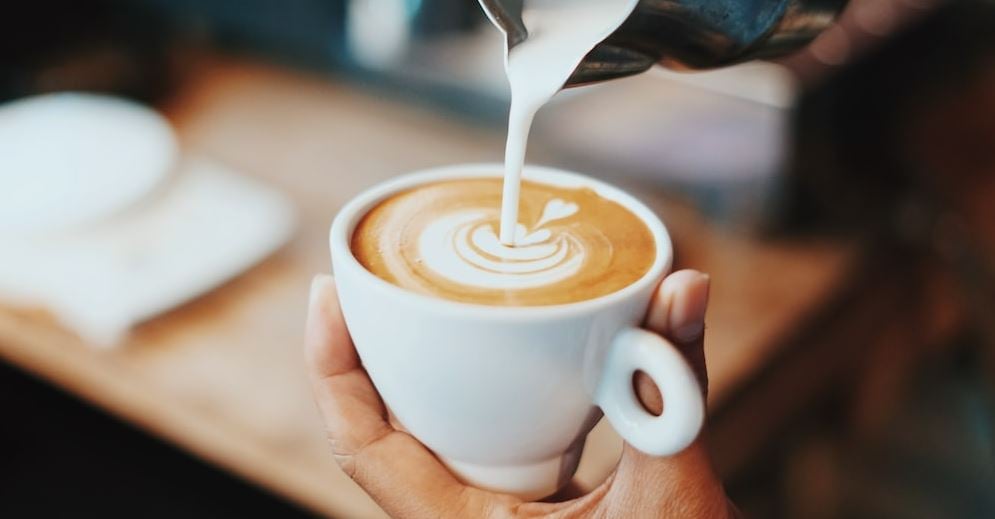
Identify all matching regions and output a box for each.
[669,273,710,343]
[309,274,334,315]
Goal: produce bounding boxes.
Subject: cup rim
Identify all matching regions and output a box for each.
[329,163,673,320]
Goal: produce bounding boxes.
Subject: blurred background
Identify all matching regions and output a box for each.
[1,0,994,517]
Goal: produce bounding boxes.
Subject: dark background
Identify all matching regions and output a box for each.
[2,1,995,517]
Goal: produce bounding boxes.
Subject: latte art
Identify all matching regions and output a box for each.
[418,202,585,290]
[352,178,655,306]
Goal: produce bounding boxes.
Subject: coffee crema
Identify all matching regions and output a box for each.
[351,178,655,306]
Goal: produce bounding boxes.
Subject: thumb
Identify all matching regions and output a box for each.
[602,271,733,517]
[643,269,710,399]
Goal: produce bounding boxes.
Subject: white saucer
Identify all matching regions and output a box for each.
[0,156,297,346]
[0,93,177,236]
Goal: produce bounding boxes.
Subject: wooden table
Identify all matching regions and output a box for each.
[0,60,855,518]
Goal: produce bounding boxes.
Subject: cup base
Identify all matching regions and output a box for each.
[440,443,585,501]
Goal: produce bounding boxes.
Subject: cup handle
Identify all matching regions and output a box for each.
[595,328,705,456]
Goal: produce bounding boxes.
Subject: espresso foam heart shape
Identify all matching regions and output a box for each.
[516,225,552,246]
[535,198,579,228]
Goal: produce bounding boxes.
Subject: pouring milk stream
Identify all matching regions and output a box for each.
[499,0,639,245]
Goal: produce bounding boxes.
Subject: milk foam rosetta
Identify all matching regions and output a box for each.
[352,178,655,306]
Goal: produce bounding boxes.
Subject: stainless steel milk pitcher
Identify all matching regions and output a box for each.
[478,0,849,86]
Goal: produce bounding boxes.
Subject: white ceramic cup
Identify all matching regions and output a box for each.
[330,164,704,500]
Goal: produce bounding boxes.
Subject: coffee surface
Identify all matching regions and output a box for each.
[351,178,655,306]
